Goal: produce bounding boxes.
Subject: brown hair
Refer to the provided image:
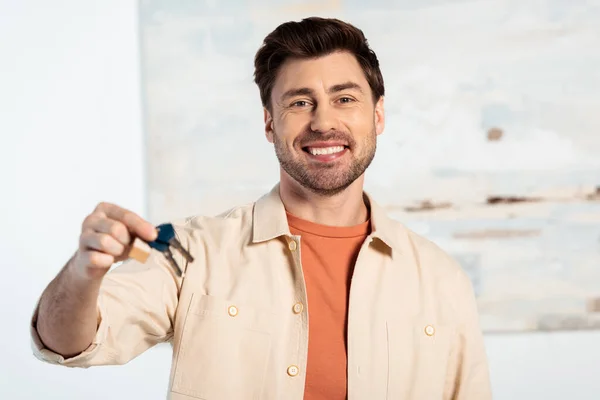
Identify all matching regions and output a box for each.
[253,17,385,111]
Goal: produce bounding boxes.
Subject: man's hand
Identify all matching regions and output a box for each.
[35,203,157,358]
[70,202,158,281]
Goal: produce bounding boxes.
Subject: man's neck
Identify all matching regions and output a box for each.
[278,174,369,227]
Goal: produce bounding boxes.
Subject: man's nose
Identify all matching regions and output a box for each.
[310,103,338,133]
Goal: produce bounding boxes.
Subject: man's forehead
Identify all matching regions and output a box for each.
[278,52,364,79]
[273,52,368,95]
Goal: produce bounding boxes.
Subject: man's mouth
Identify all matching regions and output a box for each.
[301,144,349,162]
[304,145,346,156]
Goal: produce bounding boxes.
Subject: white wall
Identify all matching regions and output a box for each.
[1,1,599,399]
[0,1,171,399]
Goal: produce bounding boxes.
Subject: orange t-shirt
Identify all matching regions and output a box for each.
[286,212,371,400]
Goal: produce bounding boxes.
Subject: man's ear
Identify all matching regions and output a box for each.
[264,107,274,143]
[374,96,385,136]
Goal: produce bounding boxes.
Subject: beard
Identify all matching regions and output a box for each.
[273,127,377,196]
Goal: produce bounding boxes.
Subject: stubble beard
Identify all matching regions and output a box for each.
[273,127,377,197]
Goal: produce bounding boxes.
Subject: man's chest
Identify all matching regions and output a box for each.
[166,237,457,400]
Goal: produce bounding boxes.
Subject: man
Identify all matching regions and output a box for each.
[31,17,492,400]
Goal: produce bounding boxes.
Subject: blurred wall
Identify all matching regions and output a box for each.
[0,1,171,399]
[1,1,599,399]
[140,0,600,335]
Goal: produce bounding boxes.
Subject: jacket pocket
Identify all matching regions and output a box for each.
[171,294,274,399]
[387,317,455,400]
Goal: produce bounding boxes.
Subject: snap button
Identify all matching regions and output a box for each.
[288,240,297,251]
[292,302,303,314]
[228,305,238,317]
[424,325,435,336]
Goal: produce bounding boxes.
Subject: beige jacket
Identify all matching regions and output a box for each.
[31,185,492,399]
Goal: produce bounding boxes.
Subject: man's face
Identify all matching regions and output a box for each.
[264,51,385,196]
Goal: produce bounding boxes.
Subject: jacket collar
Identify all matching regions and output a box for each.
[252,183,403,252]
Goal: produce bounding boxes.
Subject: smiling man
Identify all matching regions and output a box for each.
[31,17,492,400]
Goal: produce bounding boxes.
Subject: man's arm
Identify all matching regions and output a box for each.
[445,268,493,400]
[36,256,104,358]
[32,201,170,366]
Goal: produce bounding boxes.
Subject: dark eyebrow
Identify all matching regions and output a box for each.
[279,81,364,102]
[328,81,364,94]
[280,87,315,102]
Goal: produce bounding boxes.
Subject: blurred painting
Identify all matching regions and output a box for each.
[138,0,600,332]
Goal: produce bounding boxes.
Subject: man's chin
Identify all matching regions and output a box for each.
[305,184,353,197]
[299,176,357,195]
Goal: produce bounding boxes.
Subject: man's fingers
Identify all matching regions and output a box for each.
[83,216,131,246]
[73,201,154,282]
[80,230,126,256]
[76,250,114,279]
[94,202,157,241]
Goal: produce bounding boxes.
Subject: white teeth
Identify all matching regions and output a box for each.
[308,146,345,155]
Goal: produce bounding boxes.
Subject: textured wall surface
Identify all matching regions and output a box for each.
[139,0,600,332]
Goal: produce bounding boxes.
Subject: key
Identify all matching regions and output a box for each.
[128,223,193,277]
[154,223,194,263]
[148,239,183,277]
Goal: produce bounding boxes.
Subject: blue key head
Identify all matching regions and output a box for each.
[156,223,175,243]
[148,239,169,252]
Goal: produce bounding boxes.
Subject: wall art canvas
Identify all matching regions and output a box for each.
[139,0,600,332]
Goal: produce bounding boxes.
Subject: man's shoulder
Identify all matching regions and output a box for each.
[169,201,257,239]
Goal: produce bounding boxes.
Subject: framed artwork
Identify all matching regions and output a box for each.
[139,0,600,332]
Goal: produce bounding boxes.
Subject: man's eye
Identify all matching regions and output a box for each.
[339,97,354,103]
[292,100,309,107]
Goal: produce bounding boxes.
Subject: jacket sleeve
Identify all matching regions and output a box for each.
[444,267,493,400]
[30,230,188,368]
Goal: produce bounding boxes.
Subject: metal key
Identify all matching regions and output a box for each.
[154,223,194,263]
[149,240,182,276]
[146,223,194,277]
[127,223,194,276]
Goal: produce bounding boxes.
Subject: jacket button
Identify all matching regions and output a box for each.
[424,325,435,336]
[287,365,299,376]
[292,302,303,314]
[228,306,238,317]
[288,240,297,251]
